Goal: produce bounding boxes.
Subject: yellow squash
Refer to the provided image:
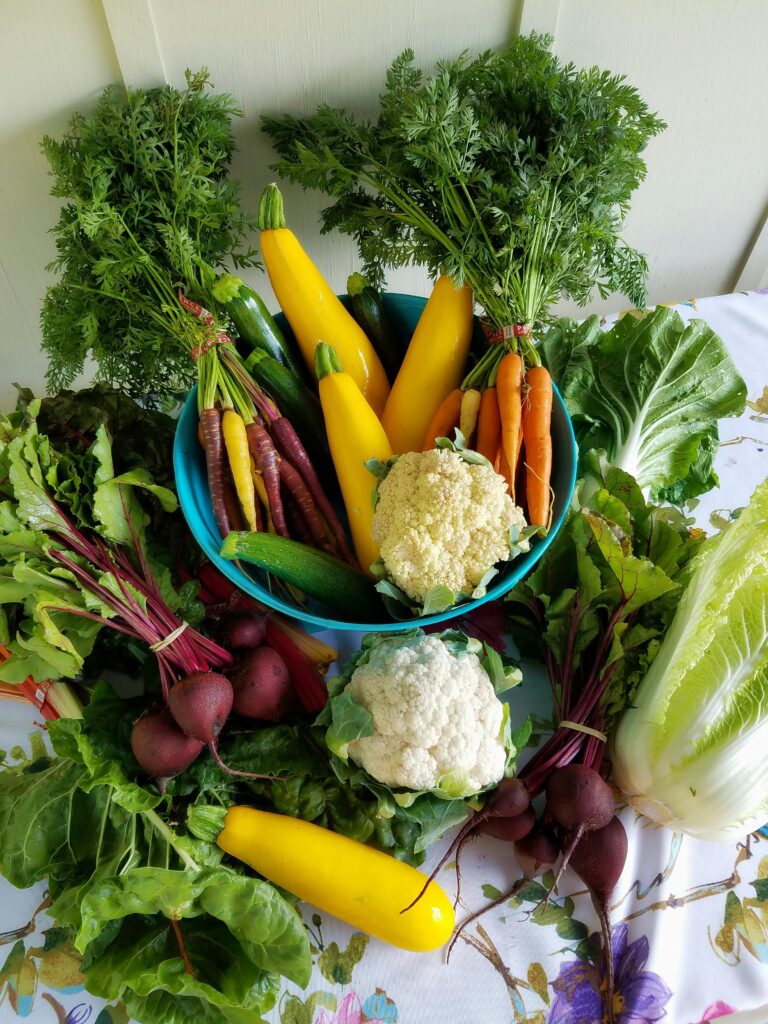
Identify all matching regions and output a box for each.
[217,806,455,952]
[382,275,473,453]
[258,184,390,416]
[315,343,392,574]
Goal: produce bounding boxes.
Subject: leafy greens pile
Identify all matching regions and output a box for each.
[263,33,666,337]
[0,685,311,1024]
[507,307,747,787]
[41,69,259,399]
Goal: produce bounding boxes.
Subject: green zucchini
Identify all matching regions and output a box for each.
[220,532,383,619]
[213,273,304,378]
[243,348,331,474]
[346,272,405,382]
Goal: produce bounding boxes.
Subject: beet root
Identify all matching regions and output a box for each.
[131,709,204,781]
[567,816,628,1024]
[478,807,536,842]
[545,764,614,832]
[168,671,233,743]
[447,823,559,962]
[231,646,295,721]
[221,613,267,651]
[168,670,278,781]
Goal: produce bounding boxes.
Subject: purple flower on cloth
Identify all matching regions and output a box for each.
[550,923,672,1023]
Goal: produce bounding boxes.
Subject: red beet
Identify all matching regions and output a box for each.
[167,671,276,781]
[514,826,560,880]
[545,764,614,832]
[566,816,628,1024]
[231,646,294,721]
[131,708,204,781]
[221,613,268,651]
[478,807,536,842]
[544,765,616,902]
[168,671,233,743]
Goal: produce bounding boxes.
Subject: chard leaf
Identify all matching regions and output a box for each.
[84,915,280,1024]
[48,682,161,813]
[545,307,746,495]
[76,866,310,987]
[0,755,98,887]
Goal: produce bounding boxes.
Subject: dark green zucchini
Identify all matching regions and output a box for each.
[243,348,331,474]
[213,273,304,378]
[220,532,382,619]
[346,273,405,382]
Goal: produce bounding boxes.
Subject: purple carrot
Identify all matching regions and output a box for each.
[278,457,332,552]
[271,416,354,564]
[246,421,288,538]
[200,408,230,539]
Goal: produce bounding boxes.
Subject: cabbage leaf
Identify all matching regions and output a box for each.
[542,307,746,499]
[613,479,768,840]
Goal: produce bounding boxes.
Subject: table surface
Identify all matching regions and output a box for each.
[2,291,767,1024]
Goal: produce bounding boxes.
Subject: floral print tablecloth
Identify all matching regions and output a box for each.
[2,291,768,1024]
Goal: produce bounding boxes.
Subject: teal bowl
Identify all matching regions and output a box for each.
[173,293,577,631]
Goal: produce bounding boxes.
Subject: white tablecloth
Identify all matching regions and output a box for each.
[2,291,767,1024]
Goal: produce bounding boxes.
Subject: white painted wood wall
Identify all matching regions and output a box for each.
[1,0,767,408]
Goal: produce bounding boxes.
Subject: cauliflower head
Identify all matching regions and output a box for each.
[371,448,527,605]
[344,633,508,796]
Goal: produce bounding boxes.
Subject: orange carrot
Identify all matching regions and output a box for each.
[522,366,554,527]
[496,353,523,501]
[420,388,463,451]
[497,443,513,493]
[476,387,501,464]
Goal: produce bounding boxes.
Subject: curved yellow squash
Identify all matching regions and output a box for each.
[218,806,455,952]
[317,349,392,574]
[382,276,473,453]
[260,227,390,416]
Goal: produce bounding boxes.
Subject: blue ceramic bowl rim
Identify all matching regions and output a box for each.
[174,383,577,633]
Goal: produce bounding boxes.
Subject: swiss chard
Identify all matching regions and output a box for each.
[507,454,706,790]
[0,706,312,1024]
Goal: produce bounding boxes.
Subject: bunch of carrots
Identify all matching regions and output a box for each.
[422,349,554,529]
[187,299,353,566]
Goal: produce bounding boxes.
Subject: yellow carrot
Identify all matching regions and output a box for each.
[459,388,482,446]
[222,409,258,531]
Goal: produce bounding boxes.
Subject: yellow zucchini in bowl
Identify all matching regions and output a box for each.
[258,184,390,416]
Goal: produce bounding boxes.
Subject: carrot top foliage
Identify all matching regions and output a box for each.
[263,34,665,339]
[41,69,259,400]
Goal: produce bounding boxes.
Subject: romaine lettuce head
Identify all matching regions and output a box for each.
[613,479,768,840]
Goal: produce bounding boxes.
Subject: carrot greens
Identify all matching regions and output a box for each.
[263,34,666,353]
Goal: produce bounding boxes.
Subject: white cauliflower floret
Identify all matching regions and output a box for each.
[371,448,527,604]
[346,633,507,794]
